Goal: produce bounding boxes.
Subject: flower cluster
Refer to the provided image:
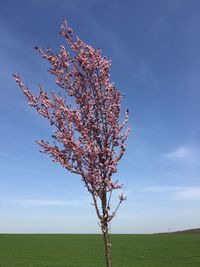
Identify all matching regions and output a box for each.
[13,19,130,214]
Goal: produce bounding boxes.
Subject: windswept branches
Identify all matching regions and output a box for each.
[13,19,130,199]
[13,19,131,267]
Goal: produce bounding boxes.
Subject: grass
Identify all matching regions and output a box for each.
[0,233,199,267]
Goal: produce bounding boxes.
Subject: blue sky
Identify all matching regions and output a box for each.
[0,0,200,233]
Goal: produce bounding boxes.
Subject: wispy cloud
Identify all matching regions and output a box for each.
[162,145,200,164]
[165,146,192,160]
[0,151,33,164]
[3,198,82,207]
[143,185,200,200]
[143,185,181,192]
[174,187,200,200]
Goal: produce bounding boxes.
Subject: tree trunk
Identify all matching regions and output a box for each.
[102,222,112,267]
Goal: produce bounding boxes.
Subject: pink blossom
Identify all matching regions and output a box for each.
[13,17,130,226]
[119,193,127,201]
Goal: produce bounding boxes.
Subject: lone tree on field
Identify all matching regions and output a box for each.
[13,19,130,267]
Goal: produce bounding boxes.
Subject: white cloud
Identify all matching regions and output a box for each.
[143,185,200,200]
[0,151,33,164]
[3,198,82,207]
[162,145,200,164]
[174,187,200,200]
[143,185,181,192]
[165,146,193,160]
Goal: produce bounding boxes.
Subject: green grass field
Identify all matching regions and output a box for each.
[0,234,199,267]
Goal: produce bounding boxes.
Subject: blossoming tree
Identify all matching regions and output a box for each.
[13,19,130,267]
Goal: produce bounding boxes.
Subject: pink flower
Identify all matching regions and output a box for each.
[13,17,131,203]
[119,193,127,201]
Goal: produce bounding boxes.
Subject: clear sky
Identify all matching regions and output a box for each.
[0,0,200,233]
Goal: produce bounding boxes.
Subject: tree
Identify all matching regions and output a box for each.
[13,19,130,267]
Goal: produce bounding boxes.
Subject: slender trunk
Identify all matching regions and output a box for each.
[102,221,112,267]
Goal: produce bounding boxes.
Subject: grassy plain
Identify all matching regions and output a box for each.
[0,233,199,267]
